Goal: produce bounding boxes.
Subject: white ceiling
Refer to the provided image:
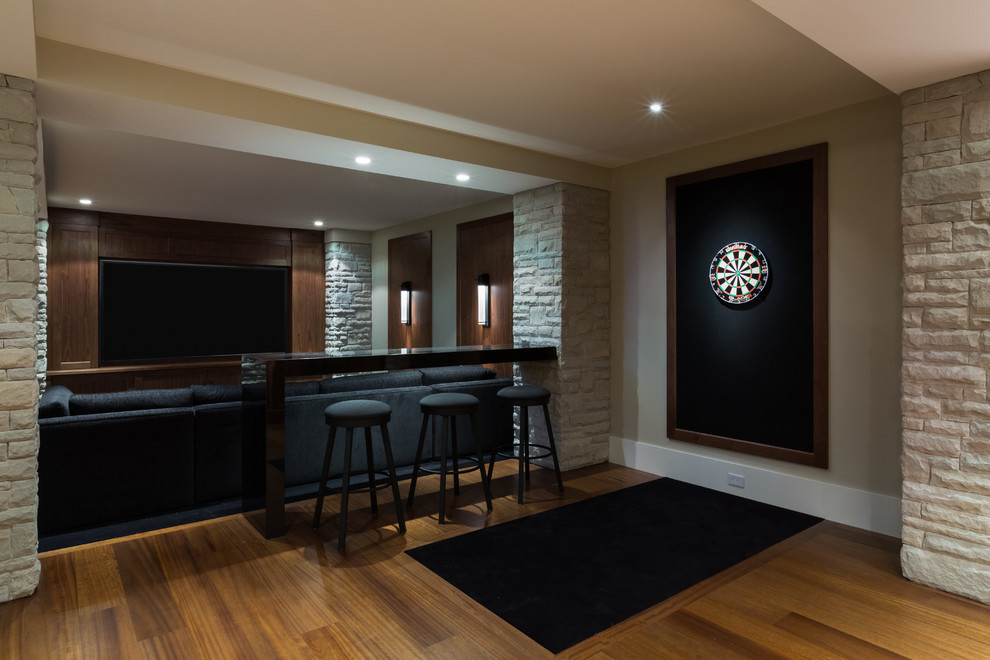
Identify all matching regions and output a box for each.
[7,0,990,230]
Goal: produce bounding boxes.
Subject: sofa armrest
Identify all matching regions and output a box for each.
[39,385,72,418]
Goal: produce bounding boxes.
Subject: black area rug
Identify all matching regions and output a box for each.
[406,478,822,654]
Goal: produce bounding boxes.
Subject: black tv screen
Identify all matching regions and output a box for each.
[100,260,288,363]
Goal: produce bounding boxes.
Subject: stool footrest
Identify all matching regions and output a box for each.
[494,443,556,461]
[415,456,486,476]
[321,470,397,494]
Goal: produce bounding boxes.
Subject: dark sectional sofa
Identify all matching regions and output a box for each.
[38,366,512,536]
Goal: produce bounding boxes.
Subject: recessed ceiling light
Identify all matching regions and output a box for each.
[313,220,324,227]
[456,173,470,182]
[649,102,663,114]
[355,156,371,165]
[79,198,92,205]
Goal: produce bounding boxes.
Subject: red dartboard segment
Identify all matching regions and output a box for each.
[709,242,770,304]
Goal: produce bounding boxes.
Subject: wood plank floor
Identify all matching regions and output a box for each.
[2,462,989,659]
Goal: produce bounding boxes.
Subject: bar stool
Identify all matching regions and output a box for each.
[313,399,406,550]
[487,385,564,504]
[407,392,493,524]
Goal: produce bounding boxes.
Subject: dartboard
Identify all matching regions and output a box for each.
[709,242,770,304]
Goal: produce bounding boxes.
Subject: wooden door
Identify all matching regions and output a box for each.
[456,214,513,375]
[388,231,432,349]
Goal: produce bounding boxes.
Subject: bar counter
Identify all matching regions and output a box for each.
[242,344,558,538]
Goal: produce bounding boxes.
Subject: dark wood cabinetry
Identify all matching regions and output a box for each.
[48,212,100,371]
[47,208,325,392]
[290,236,326,354]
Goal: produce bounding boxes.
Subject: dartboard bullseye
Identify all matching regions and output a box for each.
[709,242,770,304]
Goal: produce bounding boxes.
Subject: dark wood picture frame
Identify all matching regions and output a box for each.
[666,143,829,467]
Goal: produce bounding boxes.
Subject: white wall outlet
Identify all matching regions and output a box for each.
[727,473,745,488]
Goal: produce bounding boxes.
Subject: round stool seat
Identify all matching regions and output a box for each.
[419,392,479,416]
[324,399,391,428]
[497,385,551,407]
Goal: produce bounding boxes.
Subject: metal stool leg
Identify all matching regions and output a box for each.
[451,416,460,496]
[470,410,493,511]
[439,415,449,524]
[406,414,430,509]
[487,400,506,484]
[338,427,354,550]
[380,423,406,533]
[518,405,528,504]
[524,406,534,484]
[364,426,378,515]
[542,403,564,494]
[313,425,337,528]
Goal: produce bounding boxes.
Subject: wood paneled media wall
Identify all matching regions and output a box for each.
[48,208,324,392]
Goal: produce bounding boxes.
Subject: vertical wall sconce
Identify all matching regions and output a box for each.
[400,281,412,325]
[477,273,491,327]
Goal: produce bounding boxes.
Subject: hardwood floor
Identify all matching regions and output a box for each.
[2,462,989,658]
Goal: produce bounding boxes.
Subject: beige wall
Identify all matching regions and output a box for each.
[610,95,904,501]
[370,196,512,349]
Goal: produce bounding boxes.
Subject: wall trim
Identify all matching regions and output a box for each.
[609,436,901,538]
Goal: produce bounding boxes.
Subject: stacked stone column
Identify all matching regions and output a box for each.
[35,219,46,391]
[513,183,610,470]
[0,73,41,603]
[325,241,372,352]
[901,69,990,605]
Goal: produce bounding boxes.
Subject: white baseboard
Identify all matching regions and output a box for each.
[609,436,902,538]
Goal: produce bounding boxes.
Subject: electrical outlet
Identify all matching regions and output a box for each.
[727,473,745,488]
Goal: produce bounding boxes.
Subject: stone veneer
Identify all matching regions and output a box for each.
[513,183,610,469]
[35,219,46,392]
[901,69,990,604]
[0,74,41,603]
[325,241,372,352]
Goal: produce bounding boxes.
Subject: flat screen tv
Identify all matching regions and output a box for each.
[100,260,288,363]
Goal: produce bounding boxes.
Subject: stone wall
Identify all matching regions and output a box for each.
[901,69,990,605]
[326,241,372,352]
[0,74,41,603]
[35,219,46,392]
[513,183,610,470]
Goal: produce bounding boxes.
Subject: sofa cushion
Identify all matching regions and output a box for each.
[319,369,422,394]
[69,387,195,415]
[191,384,243,405]
[418,365,496,385]
[39,385,72,418]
